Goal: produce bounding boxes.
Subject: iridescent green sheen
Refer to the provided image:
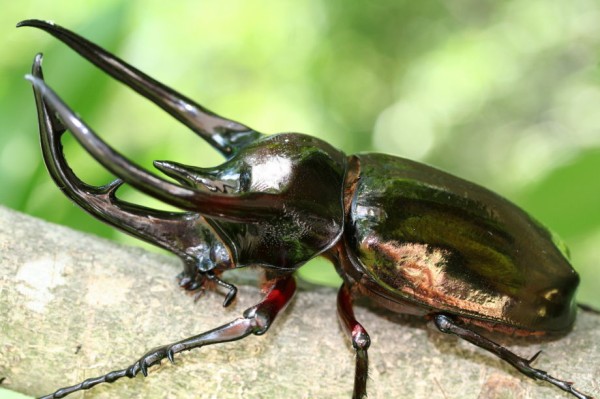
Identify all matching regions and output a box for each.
[348,153,579,332]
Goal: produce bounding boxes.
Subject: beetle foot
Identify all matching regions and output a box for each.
[177,271,237,307]
[126,343,180,378]
[206,272,237,307]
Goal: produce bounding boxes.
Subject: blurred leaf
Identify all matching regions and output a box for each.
[297,258,343,287]
[517,148,600,307]
[517,148,600,238]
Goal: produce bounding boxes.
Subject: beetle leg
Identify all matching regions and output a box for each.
[38,275,296,399]
[337,283,371,399]
[206,271,238,307]
[18,19,263,159]
[433,314,592,399]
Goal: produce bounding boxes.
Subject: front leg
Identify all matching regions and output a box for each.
[39,275,296,399]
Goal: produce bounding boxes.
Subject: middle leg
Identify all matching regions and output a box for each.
[337,283,371,399]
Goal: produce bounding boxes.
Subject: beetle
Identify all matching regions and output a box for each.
[19,19,592,399]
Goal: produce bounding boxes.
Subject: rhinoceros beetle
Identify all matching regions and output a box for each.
[19,19,592,399]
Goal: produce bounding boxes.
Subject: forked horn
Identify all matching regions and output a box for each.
[18,19,262,158]
[30,53,236,261]
[30,52,122,213]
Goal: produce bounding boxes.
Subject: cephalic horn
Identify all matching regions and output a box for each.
[26,73,283,223]
[18,19,263,158]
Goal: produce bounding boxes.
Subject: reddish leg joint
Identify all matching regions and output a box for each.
[337,283,370,399]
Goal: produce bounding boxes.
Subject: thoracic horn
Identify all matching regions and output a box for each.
[18,19,263,158]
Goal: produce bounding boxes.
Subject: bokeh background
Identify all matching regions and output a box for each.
[1,0,599,320]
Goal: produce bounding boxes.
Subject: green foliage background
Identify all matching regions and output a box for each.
[1,0,599,314]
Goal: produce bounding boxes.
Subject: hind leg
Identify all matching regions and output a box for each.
[433,314,592,399]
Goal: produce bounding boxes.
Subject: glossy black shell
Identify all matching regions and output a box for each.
[346,153,579,332]
[204,133,346,270]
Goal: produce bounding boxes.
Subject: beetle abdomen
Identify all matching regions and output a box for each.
[346,153,579,332]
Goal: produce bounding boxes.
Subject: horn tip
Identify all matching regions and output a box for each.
[33,52,44,68]
[153,160,177,174]
[17,19,55,29]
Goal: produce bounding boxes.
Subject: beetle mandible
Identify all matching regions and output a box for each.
[19,19,593,399]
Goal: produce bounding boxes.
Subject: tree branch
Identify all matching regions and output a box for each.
[1,206,598,399]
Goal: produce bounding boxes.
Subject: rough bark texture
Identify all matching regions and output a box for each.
[0,205,598,399]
